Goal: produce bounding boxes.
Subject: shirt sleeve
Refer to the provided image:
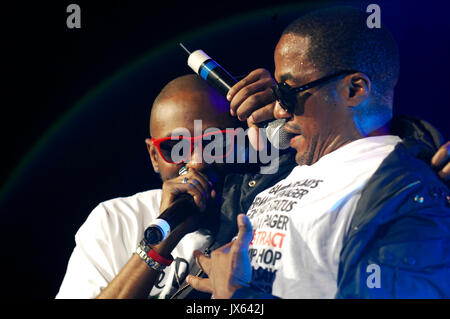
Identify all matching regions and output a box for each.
[55,203,133,299]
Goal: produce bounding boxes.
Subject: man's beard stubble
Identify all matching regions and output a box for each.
[296,134,318,166]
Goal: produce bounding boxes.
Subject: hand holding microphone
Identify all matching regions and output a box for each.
[145,166,216,245]
[227,68,293,150]
[158,166,214,213]
[227,68,277,125]
[180,44,292,150]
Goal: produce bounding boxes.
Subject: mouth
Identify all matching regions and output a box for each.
[283,123,301,135]
[290,134,303,147]
[283,123,302,138]
[283,123,302,147]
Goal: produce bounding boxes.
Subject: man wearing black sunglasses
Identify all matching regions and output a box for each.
[188,6,450,299]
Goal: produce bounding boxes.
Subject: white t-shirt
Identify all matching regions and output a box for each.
[246,135,401,299]
[55,189,213,299]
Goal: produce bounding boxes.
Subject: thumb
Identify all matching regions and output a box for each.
[233,214,253,251]
[247,124,265,151]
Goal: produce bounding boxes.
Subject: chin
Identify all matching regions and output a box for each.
[295,148,315,166]
[295,152,306,166]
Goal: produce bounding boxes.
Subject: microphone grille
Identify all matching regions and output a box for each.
[266,119,292,150]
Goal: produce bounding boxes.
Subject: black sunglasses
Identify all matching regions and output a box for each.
[272,70,358,114]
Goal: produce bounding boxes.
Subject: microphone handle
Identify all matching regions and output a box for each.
[200,61,237,97]
[160,193,198,230]
[144,193,199,245]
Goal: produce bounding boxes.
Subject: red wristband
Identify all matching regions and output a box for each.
[148,249,173,267]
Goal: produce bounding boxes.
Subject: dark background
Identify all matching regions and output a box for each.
[1,0,449,298]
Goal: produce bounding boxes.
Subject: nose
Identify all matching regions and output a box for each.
[185,143,208,172]
[273,100,292,120]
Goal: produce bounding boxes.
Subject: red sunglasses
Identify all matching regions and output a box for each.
[151,129,237,164]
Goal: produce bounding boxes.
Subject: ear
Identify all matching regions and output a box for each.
[145,138,160,174]
[340,72,371,107]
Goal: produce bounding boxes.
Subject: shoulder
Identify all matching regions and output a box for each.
[99,189,162,218]
[338,144,450,298]
[346,142,449,258]
[361,142,446,201]
[76,189,162,242]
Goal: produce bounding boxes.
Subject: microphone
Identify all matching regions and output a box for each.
[180,43,236,97]
[265,119,292,150]
[179,43,291,149]
[144,167,200,245]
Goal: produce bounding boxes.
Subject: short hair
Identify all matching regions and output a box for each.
[282,6,400,104]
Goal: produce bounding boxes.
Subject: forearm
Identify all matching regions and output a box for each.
[96,253,160,299]
[97,232,182,299]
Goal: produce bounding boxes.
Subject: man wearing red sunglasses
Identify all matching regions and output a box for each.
[56,74,247,298]
[145,77,242,214]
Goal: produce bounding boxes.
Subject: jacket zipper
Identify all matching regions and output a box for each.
[169,247,211,299]
[169,268,204,299]
[392,180,422,197]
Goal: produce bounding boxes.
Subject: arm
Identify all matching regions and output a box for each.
[97,228,186,299]
[97,168,215,299]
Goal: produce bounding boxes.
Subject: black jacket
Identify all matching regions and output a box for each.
[336,126,450,298]
[172,116,449,299]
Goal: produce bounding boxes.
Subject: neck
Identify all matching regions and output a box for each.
[368,121,392,136]
[306,124,363,166]
[315,119,392,162]
[316,133,360,161]
[353,103,393,137]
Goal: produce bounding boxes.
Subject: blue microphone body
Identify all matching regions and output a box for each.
[186,48,237,97]
[144,193,198,245]
[180,44,292,149]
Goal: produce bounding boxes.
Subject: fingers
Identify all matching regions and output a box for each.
[193,249,211,275]
[160,168,213,212]
[185,169,214,210]
[232,214,253,253]
[166,178,206,211]
[247,103,277,126]
[189,217,253,297]
[431,142,450,181]
[246,104,278,151]
[438,162,450,181]
[228,69,276,123]
[186,169,212,197]
[231,83,275,121]
[227,68,269,103]
[247,125,264,151]
[432,142,450,168]
[186,275,213,294]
